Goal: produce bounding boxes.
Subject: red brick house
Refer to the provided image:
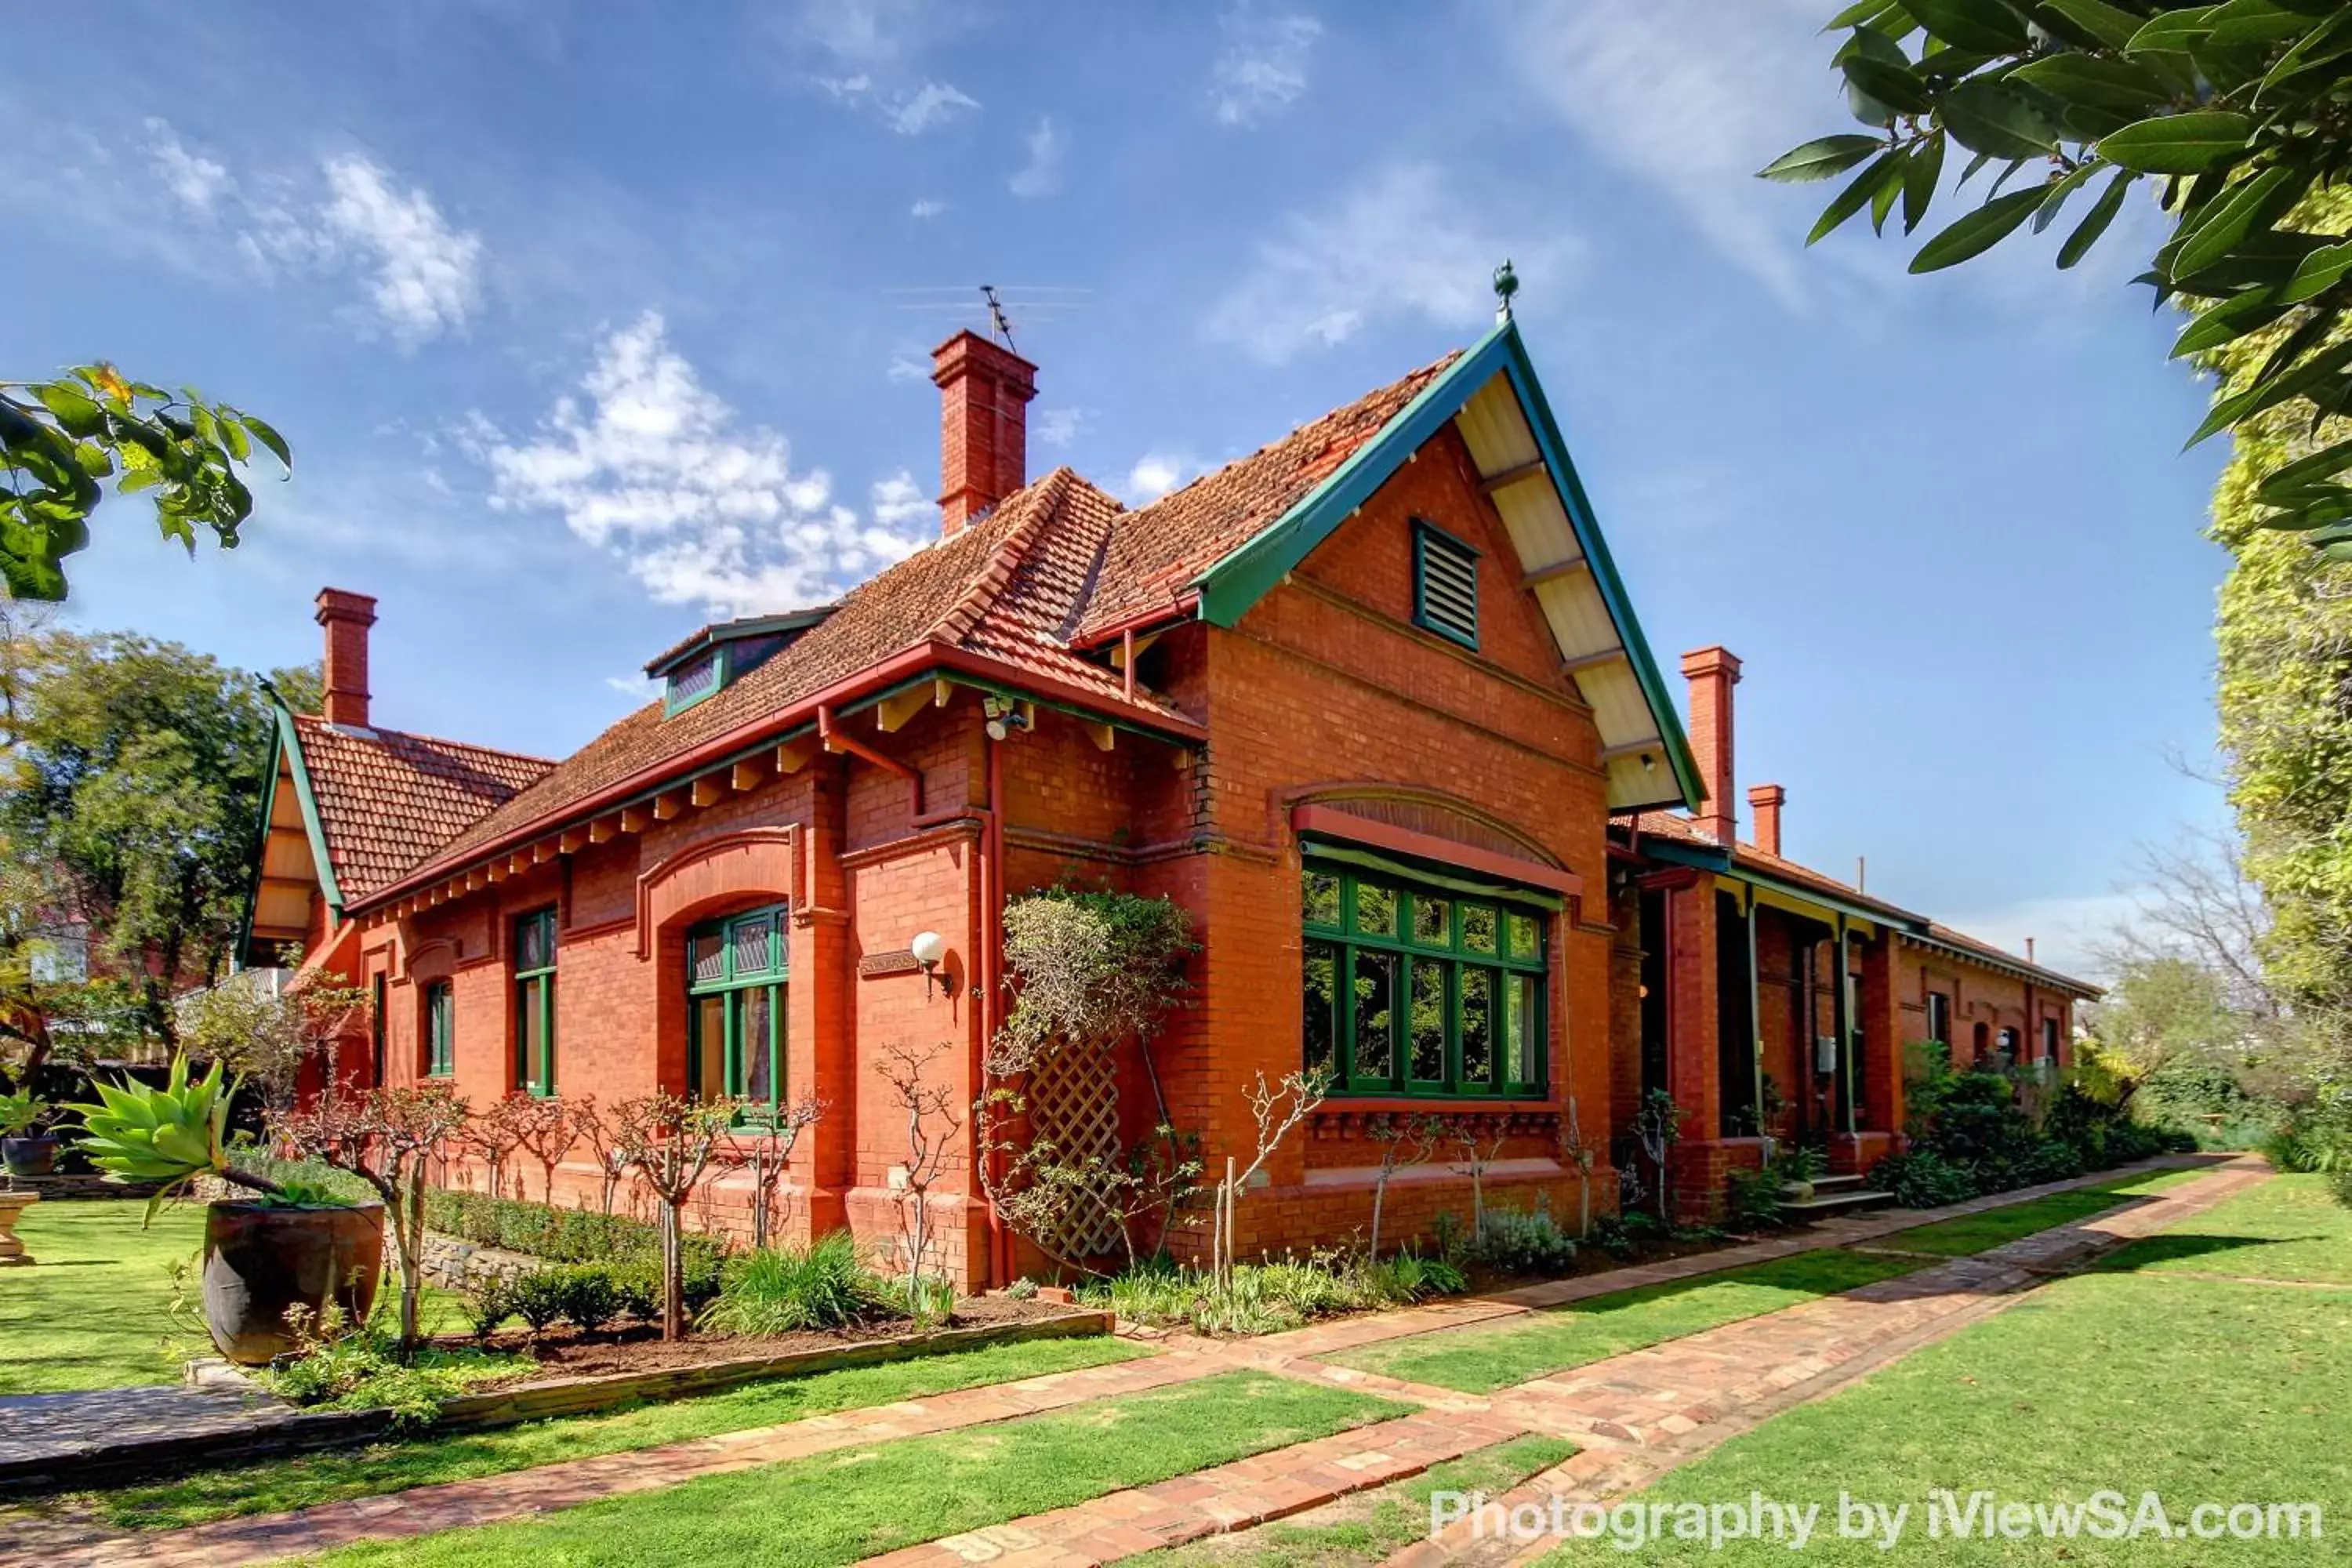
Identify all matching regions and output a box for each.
[241,309,2096,1280]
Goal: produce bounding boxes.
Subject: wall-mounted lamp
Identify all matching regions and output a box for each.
[909,930,947,999]
[982,695,1033,742]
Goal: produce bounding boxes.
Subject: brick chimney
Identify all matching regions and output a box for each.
[932,330,1038,535]
[315,587,378,729]
[1680,646,1741,846]
[1747,783,1785,858]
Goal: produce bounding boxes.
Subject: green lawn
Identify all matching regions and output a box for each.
[0,1197,208,1393]
[0,1199,464,1396]
[1864,1168,2209,1259]
[1131,1435,1575,1568]
[2096,1172,2352,1284]
[1324,1250,1923,1394]
[81,1333,1152,1529]
[314,1371,1413,1568]
[1534,1271,2352,1564]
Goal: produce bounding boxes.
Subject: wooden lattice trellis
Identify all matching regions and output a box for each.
[1025,1045,1123,1260]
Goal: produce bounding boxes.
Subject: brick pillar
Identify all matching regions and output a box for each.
[1662,875,1722,1219]
[314,587,377,728]
[1680,647,1741,845]
[793,762,854,1236]
[1860,931,1903,1138]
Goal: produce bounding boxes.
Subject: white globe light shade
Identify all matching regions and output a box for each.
[909,930,947,967]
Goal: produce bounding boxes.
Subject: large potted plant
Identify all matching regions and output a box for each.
[71,1055,385,1364]
[0,1088,58,1178]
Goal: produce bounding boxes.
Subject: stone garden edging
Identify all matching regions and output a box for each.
[0,1307,1113,1499]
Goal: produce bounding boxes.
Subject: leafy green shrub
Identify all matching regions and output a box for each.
[1870,1150,1979,1209]
[701,1232,881,1336]
[2328,1166,2352,1208]
[552,1265,622,1332]
[1725,1165,1785,1229]
[612,1263,659,1322]
[1461,1203,1576,1275]
[509,1270,571,1334]
[1078,1247,1465,1336]
[461,1276,515,1342]
[1588,1207,1668,1261]
[264,1305,528,1430]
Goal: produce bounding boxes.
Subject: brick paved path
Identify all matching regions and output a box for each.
[0,1155,2258,1568]
[1394,1155,2275,1568]
[864,1410,1530,1568]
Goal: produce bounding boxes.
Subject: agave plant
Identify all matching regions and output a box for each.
[71,1054,281,1221]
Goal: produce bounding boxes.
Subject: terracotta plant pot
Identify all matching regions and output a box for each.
[201,1199,387,1365]
[2,1134,60,1178]
[0,1190,35,1265]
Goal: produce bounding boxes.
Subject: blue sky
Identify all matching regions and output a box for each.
[6,1,2228,975]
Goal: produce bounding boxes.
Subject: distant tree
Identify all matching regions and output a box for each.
[0,364,289,601]
[1763,2,2352,546]
[0,628,312,1046]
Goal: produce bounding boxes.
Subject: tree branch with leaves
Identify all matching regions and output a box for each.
[0,365,289,601]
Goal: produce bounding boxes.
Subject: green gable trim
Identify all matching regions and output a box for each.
[234,706,288,969]
[1639,836,1897,934]
[1495,339,1704,815]
[278,706,347,913]
[1189,319,1701,814]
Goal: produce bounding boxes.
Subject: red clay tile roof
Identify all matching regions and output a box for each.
[1073,353,1459,642]
[1625,810,2097,995]
[290,716,554,900]
[347,354,1479,906]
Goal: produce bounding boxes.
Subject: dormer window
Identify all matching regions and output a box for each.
[645,608,835,719]
[1412,519,1480,651]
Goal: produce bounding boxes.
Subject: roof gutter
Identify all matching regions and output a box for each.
[351,637,1205,916]
[1070,593,1201,654]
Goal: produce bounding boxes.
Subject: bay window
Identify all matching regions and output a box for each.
[1301,858,1547,1098]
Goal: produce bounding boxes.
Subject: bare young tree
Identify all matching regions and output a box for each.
[1210,1068,1327,1285]
[463,1094,535,1200]
[570,1094,629,1216]
[1446,1116,1510,1241]
[724,1096,825,1250]
[1365,1112,1441,1258]
[274,1083,470,1355]
[2099,826,2283,1023]
[510,1095,579,1207]
[1558,1095,1601,1240]
[873,1040,961,1313]
[612,1091,739,1340]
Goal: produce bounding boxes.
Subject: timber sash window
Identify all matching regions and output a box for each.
[424,981,455,1078]
[514,909,557,1096]
[688,905,787,1120]
[1925,991,1951,1048]
[1301,861,1546,1098]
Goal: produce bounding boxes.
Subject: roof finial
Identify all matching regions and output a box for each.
[1492,258,1519,323]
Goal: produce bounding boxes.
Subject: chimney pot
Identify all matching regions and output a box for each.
[1747,783,1785,858]
[931,330,1039,535]
[314,587,378,729]
[1679,646,1741,846]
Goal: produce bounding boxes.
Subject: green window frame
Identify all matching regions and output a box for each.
[663,646,728,716]
[423,980,455,1079]
[1411,518,1480,650]
[687,904,788,1120]
[1301,863,1547,1098]
[514,908,557,1097]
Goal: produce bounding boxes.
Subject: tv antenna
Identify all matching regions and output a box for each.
[885,285,1093,353]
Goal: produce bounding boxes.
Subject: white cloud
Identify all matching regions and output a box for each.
[910,198,947,219]
[1207,161,1577,363]
[1121,452,1194,505]
[891,81,980,135]
[1503,0,1829,307]
[1008,118,1065,199]
[317,154,484,344]
[1033,407,1087,448]
[870,470,931,528]
[605,673,662,703]
[144,119,231,212]
[469,312,930,615]
[1212,6,1321,126]
[887,352,931,383]
[797,0,929,64]
[816,70,978,136]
